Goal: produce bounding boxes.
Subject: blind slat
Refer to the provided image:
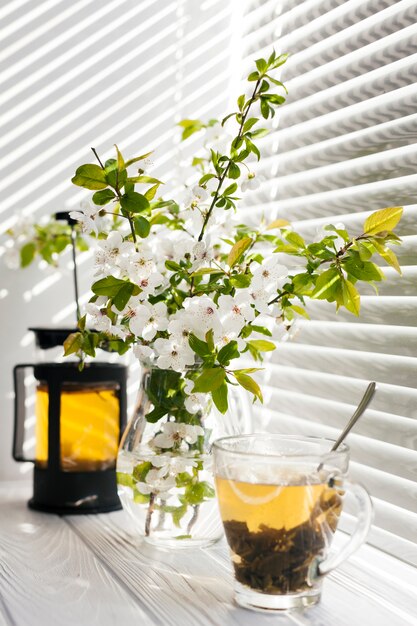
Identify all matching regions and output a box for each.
[291,320,417,357]
[243,0,417,559]
[265,364,417,417]
[264,388,417,449]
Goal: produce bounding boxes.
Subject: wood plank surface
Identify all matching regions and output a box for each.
[0,485,152,626]
[68,507,417,626]
[0,484,416,626]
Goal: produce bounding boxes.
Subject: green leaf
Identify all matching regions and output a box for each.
[105,167,127,189]
[290,304,310,319]
[285,231,305,249]
[82,331,100,357]
[249,324,272,337]
[145,406,168,423]
[206,329,215,352]
[92,276,139,311]
[243,118,259,133]
[230,273,251,288]
[260,98,270,119]
[217,341,240,366]
[63,332,83,356]
[125,151,153,168]
[342,259,384,282]
[178,119,204,140]
[120,192,150,214]
[127,175,163,185]
[185,481,215,505]
[224,182,238,196]
[342,279,360,316]
[171,504,188,527]
[267,219,290,230]
[270,53,289,69]
[250,128,269,139]
[363,206,403,235]
[311,268,342,300]
[255,58,267,74]
[192,368,225,393]
[237,94,245,110]
[247,340,276,352]
[132,461,152,482]
[113,282,137,310]
[372,240,402,274]
[227,236,252,267]
[234,372,263,403]
[92,275,128,297]
[356,241,373,261]
[20,242,36,267]
[116,472,134,489]
[165,260,182,271]
[133,489,150,504]
[188,334,211,359]
[92,188,116,205]
[247,71,259,82]
[228,162,241,179]
[134,216,151,238]
[115,144,125,171]
[72,164,107,190]
[175,472,193,487]
[212,382,228,414]
[144,184,159,201]
[191,268,221,277]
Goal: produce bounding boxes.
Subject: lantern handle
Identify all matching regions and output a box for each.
[13,364,35,462]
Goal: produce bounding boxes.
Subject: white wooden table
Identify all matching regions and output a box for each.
[0,483,416,626]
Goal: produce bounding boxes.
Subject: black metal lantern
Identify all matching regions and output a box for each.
[13,337,127,514]
[11,212,128,513]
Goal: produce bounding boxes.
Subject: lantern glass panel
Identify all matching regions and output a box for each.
[35,380,121,472]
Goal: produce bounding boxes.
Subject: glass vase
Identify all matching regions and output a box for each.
[116,361,242,548]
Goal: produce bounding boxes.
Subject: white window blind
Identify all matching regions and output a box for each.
[239,0,417,566]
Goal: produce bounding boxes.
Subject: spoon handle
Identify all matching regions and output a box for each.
[330,382,377,452]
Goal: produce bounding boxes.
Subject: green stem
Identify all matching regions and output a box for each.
[91,147,138,247]
[197,78,262,242]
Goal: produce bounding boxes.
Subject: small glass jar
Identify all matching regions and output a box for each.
[117,361,242,548]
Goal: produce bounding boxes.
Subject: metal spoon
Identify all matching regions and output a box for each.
[331,381,376,452]
[318,381,376,471]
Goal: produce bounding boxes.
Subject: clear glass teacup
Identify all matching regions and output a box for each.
[213,434,373,612]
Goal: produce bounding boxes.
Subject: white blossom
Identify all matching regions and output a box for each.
[137,470,176,497]
[154,337,195,371]
[183,379,208,415]
[133,344,155,361]
[3,246,20,269]
[129,301,168,340]
[217,292,255,334]
[182,296,222,339]
[205,122,233,153]
[85,303,112,332]
[147,453,198,476]
[167,312,194,345]
[184,185,209,209]
[251,257,288,292]
[190,240,213,270]
[120,247,156,282]
[94,232,135,276]
[136,271,165,300]
[152,422,204,449]
[69,201,101,235]
[241,172,261,192]
[238,286,272,315]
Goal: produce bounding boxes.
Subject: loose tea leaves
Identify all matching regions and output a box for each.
[223,490,342,594]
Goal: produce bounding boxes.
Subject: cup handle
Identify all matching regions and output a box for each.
[309,479,373,582]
